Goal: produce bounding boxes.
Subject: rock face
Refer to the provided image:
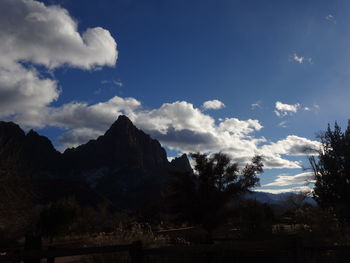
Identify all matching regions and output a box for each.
[61,115,171,209]
[0,116,192,210]
[170,153,193,174]
[0,121,61,176]
[62,115,168,171]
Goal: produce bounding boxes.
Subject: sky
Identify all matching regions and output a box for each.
[1,0,350,193]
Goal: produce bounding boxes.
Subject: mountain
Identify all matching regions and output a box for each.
[0,121,61,176]
[62,115,168,172]
[0,116,191,210]
[245,191,316,206]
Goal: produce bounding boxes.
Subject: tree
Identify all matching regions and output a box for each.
[164,152,263,234]
[309,121,350,221]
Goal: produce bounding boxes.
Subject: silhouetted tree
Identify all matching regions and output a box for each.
[164,153,263,236]
[238,199,274,238]
[309,121,350,221]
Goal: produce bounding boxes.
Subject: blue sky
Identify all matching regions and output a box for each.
[1,0,350,193]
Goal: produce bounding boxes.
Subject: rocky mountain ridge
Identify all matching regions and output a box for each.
[0,116,191,209]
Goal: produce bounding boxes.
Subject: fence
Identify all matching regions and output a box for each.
[1,239,350,263]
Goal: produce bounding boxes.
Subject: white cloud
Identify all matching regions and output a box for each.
[325,14,336,24]
[58,128,103,151]
[0,0,323,179]
[251,101,262,110]
[278,121,288,128]
[101,80,123,87]
[261,135,321,156]
[274,101,300,117]
[263,172,315,187]
[0,0,117,125]
[36,96,319,170]
[202,99,225,110]
[291,53,312,64]
[257,186,312,194]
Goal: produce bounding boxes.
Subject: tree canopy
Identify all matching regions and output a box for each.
[164,152,263,232]
[310,121,350,221]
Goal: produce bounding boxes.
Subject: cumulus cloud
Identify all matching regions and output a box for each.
[263,172,315,187]
[58,128,103,150]
[41,96,319,169]
[0,0,117,125]
[202,99,225,110]
[274,101,300,117]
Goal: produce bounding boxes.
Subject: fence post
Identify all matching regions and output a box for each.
[24,234,42,263]
[129,241,143,263]
[47,246,56,263]
[293,237,304,263]
[12,249,21,263]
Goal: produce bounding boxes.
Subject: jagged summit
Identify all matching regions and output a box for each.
[105,114,134,136]
[63,115,168,171]
[170,153,193,174]
[0,121,60,176]
[0,116,192,209]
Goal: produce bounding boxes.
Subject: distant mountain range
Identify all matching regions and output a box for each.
[245,191,316,206]
[0,115,192,210]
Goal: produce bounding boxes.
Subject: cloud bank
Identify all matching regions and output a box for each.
[25,96,320,170]
[0,0,117,124]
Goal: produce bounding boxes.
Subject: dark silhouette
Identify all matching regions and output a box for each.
[0,116,191,210]
[164,152,263,239]
[309,121,350,222]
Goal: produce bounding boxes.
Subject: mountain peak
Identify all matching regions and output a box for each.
[105,115,135,136]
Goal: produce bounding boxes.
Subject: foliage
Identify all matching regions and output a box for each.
[164,152,263,232]
[309,121,350,221]
[237,199,274,238]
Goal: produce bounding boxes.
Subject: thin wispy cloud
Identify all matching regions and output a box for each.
[251,101,262,110]
[101,80,123,87]
[263,172,315,187]
[278,121,288,128]
[325,14,336,24]
[291,53,312,64]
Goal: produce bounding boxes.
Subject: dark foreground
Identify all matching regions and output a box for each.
[1,239,350,263]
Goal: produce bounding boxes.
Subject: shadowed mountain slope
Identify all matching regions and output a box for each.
[0,116,191,210]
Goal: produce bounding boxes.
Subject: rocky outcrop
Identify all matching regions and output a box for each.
[170,154,193,174]
[0,122,61,176]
